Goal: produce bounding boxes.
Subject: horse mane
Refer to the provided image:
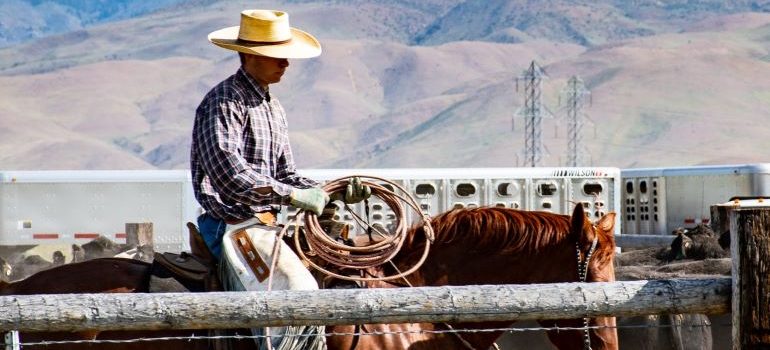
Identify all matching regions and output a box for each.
[403,207,573,257]
[393,206,617,282]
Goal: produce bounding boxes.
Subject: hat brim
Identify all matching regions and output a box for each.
[208,26,321,59]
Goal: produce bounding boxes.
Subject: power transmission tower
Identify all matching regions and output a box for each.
[560,75,592,167]
[515,61,552,167]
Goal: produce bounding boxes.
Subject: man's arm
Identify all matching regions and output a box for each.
[274,138,318,189]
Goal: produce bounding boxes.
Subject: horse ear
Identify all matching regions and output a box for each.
[571,204,588,241]
[597,212,617,235]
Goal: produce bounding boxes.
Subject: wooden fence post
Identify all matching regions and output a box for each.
[125,222,153,248]
[730,207,770,349]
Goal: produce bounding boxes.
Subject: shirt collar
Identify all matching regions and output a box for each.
[237,67,271,102]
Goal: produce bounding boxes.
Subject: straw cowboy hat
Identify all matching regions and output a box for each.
[208,9,321,59]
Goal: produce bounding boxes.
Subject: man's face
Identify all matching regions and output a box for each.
[242,53,290,88]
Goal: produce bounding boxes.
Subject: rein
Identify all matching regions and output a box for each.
[576,231,599,350]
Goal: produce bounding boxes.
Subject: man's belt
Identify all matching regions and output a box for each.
[225,211,278,226]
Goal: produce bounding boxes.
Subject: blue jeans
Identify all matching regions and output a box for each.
[197,213,227,260]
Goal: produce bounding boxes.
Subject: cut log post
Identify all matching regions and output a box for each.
[0,279,730,332]
[710,203,732,237]
[125,222,153,247]
[730,207,770,349]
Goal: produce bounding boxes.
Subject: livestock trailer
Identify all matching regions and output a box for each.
[620,163,770,235]
[0,167,621,253]
[0,170,197,253]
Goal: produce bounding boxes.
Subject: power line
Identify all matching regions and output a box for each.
[560,75,592,167]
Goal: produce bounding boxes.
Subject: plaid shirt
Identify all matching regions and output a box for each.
[191,67,317,222]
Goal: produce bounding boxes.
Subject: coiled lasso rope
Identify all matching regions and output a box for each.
[292,175,434,282]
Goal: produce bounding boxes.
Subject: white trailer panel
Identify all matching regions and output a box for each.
[297,167,621,237]
[0,170,196,253]
[1,167,621,253]
[620,163,770,235]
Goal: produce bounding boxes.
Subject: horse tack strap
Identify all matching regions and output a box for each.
[231,229,271,282]
[576,235,599,350]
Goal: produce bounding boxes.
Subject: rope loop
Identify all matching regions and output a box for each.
[292,175,433,282]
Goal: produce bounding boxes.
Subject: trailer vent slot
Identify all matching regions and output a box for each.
[455,183,476,197]
[583,183,604,196]
[626,182,634,194]
[497,182,515,196]
[415,183,436,198]
[639,180,648,194]
[538,183,557,196]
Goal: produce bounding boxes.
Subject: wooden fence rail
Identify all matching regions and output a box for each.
[0,278,730,333]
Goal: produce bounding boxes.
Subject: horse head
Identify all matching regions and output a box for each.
[548,204,618,350]
[571,204,616,284]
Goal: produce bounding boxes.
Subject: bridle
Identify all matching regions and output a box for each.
[576,227,599,350]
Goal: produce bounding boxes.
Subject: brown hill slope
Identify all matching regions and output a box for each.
[350,19,770,168]
[1,2,769,170]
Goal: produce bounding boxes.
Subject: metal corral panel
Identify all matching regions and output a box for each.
[621,163,770,235]
[0,170,196,252]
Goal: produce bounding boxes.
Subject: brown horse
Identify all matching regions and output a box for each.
[325,204,618,350]
[0,258,255,350]
[0,205,617,350]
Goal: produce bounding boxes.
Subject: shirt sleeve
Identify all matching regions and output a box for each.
[272,100,319,190]
[275,134,319,190]
[194,97,294,206]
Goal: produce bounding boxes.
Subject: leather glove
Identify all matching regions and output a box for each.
[289,187,330,215]
[331,177,372,204]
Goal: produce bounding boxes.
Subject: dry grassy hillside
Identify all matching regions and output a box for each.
[1,1,769,170]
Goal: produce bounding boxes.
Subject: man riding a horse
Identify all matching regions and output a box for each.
[190,8,370,349]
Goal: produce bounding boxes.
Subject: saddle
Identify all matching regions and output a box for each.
[150,222,222,292]
[151,223,255,350]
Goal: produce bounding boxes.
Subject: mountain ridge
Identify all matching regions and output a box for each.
[1,1,770,170]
